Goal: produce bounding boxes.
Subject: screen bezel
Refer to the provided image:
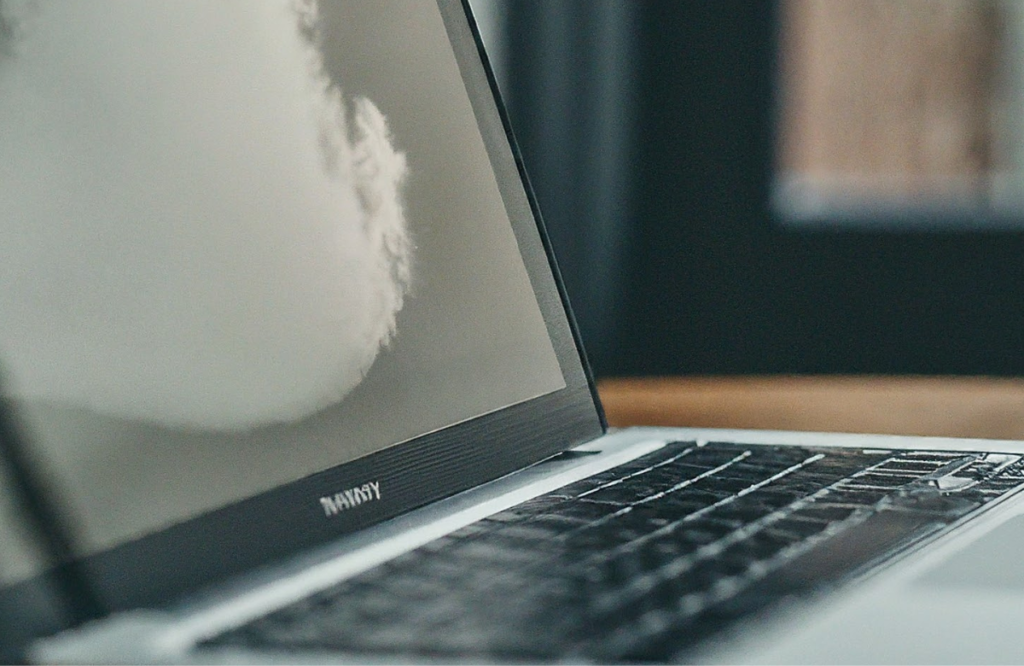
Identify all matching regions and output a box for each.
[0,0,605,656]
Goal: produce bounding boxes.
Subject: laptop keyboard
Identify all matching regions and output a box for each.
[204,441,1024,662]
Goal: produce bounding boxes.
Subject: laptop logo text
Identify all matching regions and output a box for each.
[319,481,381,517]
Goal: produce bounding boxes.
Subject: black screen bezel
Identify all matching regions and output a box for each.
[0,0,605,656]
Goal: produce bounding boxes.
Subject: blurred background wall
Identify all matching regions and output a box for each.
[470,0,1024,380]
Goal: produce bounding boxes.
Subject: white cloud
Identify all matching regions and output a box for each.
[0,0,412,430]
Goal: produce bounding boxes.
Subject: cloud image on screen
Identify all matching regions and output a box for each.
[0,0,412,431]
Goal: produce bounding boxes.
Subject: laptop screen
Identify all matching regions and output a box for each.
[0,0,601,625]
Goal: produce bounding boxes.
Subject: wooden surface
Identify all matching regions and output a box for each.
[597,376,1024,440]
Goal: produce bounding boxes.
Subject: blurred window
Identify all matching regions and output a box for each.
[775,0,1024,227]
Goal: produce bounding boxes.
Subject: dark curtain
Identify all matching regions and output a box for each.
[503,1,1024,378]
[503,0,636,375]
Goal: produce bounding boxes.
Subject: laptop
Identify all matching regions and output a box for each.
[2,0,1024,662]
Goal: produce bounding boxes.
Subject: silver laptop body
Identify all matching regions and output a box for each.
[0,1,1022,663]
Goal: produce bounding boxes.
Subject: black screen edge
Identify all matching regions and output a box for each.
[451,0,607,430]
